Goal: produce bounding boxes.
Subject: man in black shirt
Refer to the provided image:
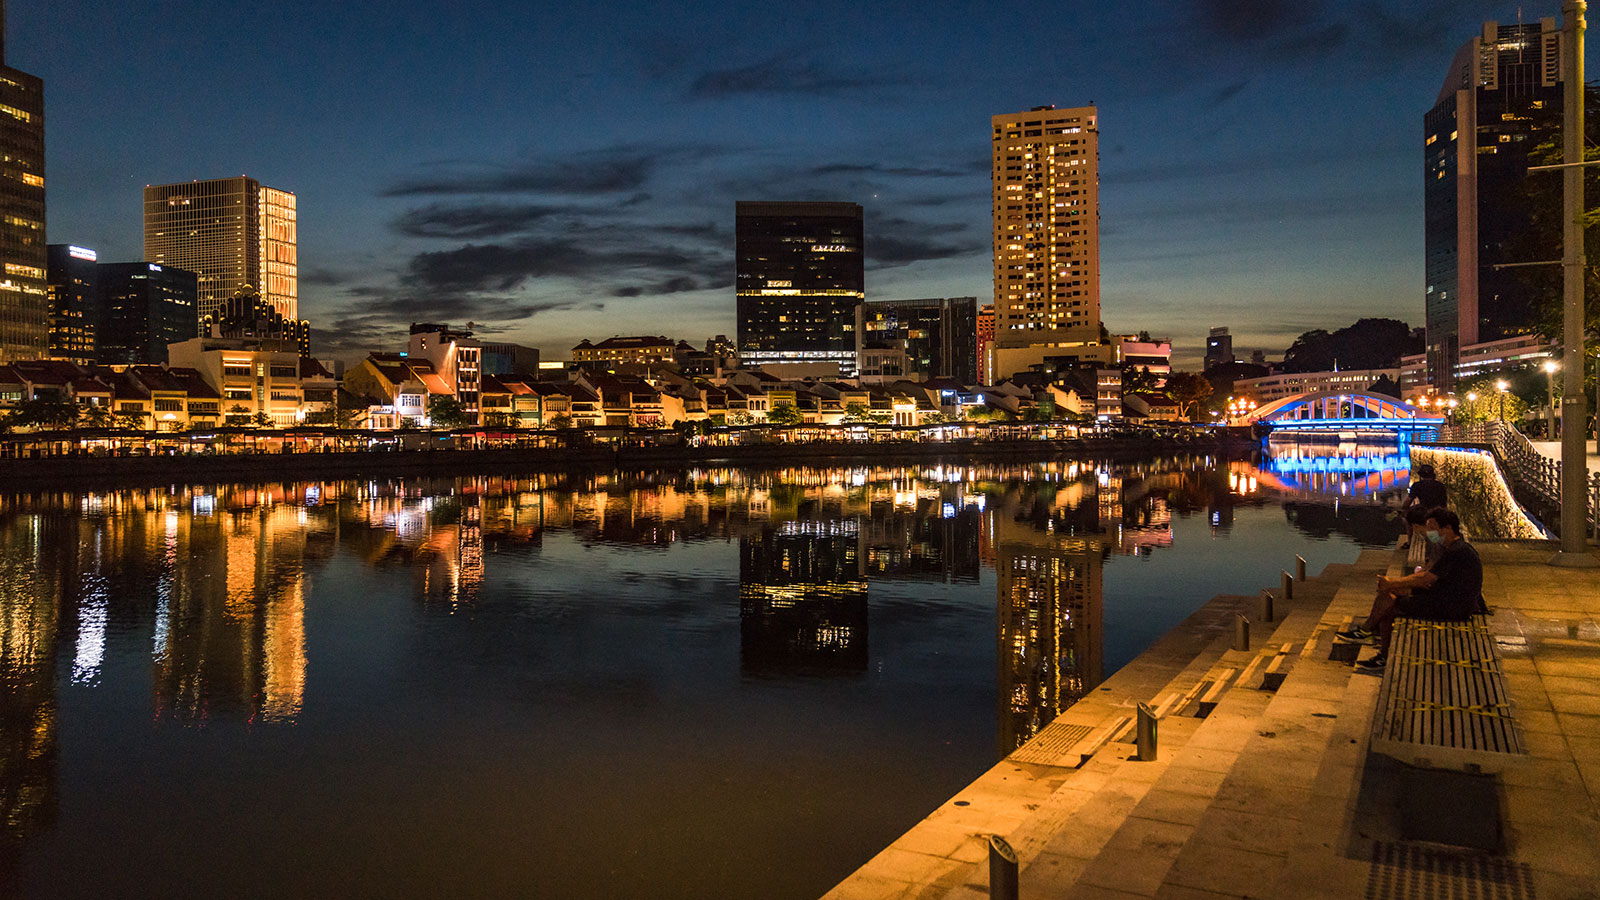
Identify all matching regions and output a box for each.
[1338,508,1484,670]
[1406,464,1448,514]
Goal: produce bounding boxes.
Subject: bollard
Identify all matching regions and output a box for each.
[1296,555,1307,582]
[989,834,1019,900]
[1234,613,1251,651]
[1281,570,1294,601]
[1136,702,1158,761]
[1259,589,1275,623]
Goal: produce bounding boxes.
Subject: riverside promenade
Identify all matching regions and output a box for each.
[822,542,1600,900]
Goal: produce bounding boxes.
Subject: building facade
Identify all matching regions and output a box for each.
[856,297,979,383]
[1424,18,1563,390]
[0,17,47,364]
[45,245,100,365]
[408,323,482,424]
[990,106,1105,380]
[143,176,298,324]
[736,201,864,376]
[571,335,676,369]
[1204,326,1234,371]
[166,334,328,427]
[206,285,310,358]
[98,262,198,364]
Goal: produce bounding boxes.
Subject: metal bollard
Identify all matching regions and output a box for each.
[1259,589,1275,623]
[1234,613,1251,651]
[1281,570,1294,600]
[1296,555,1307,582]
[1136,702,1158,761]
[989,834,1019,900]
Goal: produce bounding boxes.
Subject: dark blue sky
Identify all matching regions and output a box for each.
[19,0,1561,366]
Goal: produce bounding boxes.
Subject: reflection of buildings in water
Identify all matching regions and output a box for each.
[992,492,1107,756]
[155,505,313,724]
[739,521,869,674]
[1281,501,1404,548]
[0,516,61,847]
[862,497,981,584]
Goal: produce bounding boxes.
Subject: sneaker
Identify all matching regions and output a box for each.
[1335,626,1375,643]
[1355,654,1387,672]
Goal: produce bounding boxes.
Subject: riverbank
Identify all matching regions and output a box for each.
[0,433,1246,487]
[822,541,1600,900]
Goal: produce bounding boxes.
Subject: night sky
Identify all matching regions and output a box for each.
[19,0,1572,367]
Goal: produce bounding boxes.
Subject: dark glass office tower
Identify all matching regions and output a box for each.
[45,245,100,365]
[1424,18,1564,389]
[856,297,979,382]
[98,263,199,364]
[735,201,863,375]
[0,6,47,363]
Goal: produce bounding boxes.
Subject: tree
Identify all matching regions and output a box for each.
[251,412,274,429]
[546,413,573,430]
[224,404,252,427]
[1455,377,1532,425]
[1122,366,1160,395]
[428,395,471,430]
[1165,372,1215,421]
[1280,319,1421,373]
[8,397,80,430]
[766,403,803,425]
[842,401,890,424]
[1367,375,1401,399]
[116,410,149,431]
[964,405,1011,422]
[484,411,516,428]
[81,404,114,429]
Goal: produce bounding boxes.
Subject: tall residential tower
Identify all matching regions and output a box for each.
[989,105,1104,381]
[1424,19,1563,389]
[143,176,298,325]
[735,201,864,376]
[0,3,48,362]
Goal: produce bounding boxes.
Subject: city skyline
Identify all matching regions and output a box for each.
[17,0,1575,367]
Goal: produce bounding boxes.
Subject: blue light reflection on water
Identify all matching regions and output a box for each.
[0,447,1405,900]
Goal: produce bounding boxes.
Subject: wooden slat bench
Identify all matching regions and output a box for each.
[1370,615,1528,774]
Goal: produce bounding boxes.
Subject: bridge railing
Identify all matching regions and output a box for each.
[1437,421,1598,537]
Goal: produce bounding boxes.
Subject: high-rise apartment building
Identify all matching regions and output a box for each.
[143,176,298,324]
[990,105,1104,381]
[46,245,101,365]
[0,8,48,363]
[1424,18,1564,389]
[856,297,979,383]
[99,262,199,364]
[736,201,864,376]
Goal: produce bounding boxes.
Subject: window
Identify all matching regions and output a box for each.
[154,399,183,412]
[269,366,297,378]
[226,389,252,400]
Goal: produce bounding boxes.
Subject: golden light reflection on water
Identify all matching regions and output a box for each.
[0,451,1408,859]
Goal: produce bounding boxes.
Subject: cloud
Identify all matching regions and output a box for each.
[392,202,570,239]
[866,215,985,267]
[1210,79,1250,106]
[808,162,978,179]
[688,53,907,98]
[382,149,659,197]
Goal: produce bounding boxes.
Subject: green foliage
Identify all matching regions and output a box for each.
[427,395,471,430]
[1280,319,1420,373]
[224,404,252,427]
[841,401,890,424]
[116,410,150,431]
[963,404,1011,422]
[483,411,516,428]
[1454,377,1532,424]
[766,403,804,426]
[922,411,950,425]
[546,413,573,430]
[1164,372,1215,421]
[81,404,114,429]
[6,397,81,430]
[1122,366,1160,395]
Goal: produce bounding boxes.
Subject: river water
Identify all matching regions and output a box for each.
[0,449,1407,899]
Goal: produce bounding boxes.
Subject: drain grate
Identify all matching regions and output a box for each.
[1365,842,1534,900]
[1009,723,1093,764]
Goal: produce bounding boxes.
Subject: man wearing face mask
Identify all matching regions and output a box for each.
[1337,508,1486,671]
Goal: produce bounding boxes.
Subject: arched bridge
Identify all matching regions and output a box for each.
[1232,391,1446,436]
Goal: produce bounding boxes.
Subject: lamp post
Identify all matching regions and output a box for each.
[1544,359,1560,437]
[1496,379,1509,423]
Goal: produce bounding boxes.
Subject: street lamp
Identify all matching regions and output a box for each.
[1496,380,1509,423]
[1543,359,1560,437]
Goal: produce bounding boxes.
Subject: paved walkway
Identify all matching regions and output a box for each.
[821,542,1600,900]
[1529,440,1600,470]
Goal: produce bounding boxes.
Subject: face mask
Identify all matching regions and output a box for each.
[1425,530,1443,545]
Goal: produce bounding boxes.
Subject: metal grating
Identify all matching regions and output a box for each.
[1366,842,1534,900]
[1009,723,1093,764]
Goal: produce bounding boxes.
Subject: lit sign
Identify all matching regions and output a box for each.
[68,246,98,261]
[767,280,792,288]
[811,244,849,253]
[148,264,162,272]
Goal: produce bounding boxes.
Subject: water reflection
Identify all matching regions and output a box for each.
[0,445,1407,895]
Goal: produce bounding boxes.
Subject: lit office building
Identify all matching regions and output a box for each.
[0,12,47,363]
[45,245,100,365]
[990,105,1105,380]
[856,297,979,383]
[98,263,198,365]
[1204,327,1234,372]
[1424,18,1563,389]
[739,521,869,673]
[736,201,864,376]
[143,177,298,324]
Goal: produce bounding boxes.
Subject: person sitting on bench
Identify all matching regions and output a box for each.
[1338,508,1484,671]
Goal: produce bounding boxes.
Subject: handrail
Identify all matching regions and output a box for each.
[1436,421,1598,537]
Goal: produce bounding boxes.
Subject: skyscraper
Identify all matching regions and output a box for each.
[143,177,298,324]
[0,6,47,363]
[1424,18,1563,389]
[735,201,863,376]
[98,262,199,364]
[46,245,101,365]
[855,296,979,383]
[990,105,1105,381]
[1204,326,1234,371]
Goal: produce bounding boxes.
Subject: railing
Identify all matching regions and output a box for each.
[1437,421,1598,538]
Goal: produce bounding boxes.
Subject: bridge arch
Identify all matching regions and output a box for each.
[1234,391,1446,433]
